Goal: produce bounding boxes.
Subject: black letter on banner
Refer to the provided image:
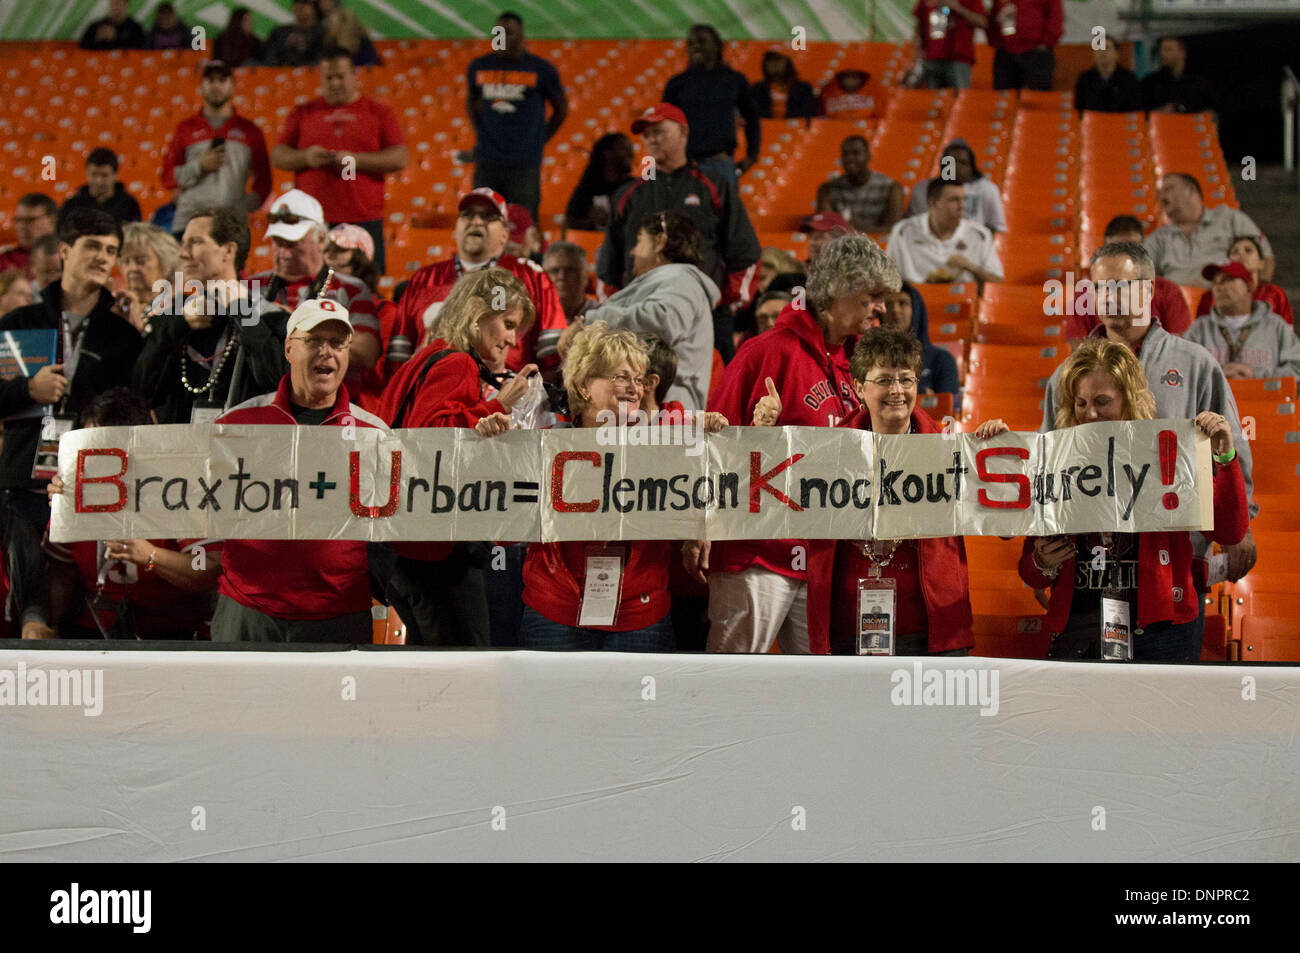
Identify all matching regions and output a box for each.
[197,477,222,511]
[901,474,924,503]
[878,457,901,505]
[134,476,162,512]
[162,478,189,510]
[669,474,690,511]
[230,458,252,510]
[273,479,299,510]
[718,472,739,508]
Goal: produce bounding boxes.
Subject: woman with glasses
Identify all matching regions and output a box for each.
[117,223,180,333]
[481,321,725,651]
[1017,339,1247,661]
[829,326,990,656]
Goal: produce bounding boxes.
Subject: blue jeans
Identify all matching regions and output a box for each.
[518,606,675,652]
[1133,616,1200,662]
[923,59,972,90]
[485,542,526,647]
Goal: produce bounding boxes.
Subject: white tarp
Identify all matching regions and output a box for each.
[1,648,1295,862]
[51,419,1213,543]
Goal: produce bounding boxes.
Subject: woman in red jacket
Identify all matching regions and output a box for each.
[830,326,990,656]
[377,267,539,429]
[1018,338,1248,661]
[483,321,725,651]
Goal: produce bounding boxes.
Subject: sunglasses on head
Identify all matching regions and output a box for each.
[268,210,310,226]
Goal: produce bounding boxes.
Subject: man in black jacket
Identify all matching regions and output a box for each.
[1073,37,1142,114]
[132,207,287,425]
[0,209,142,637]
[57,149,142,229]
[79,0,146,50]
[599,103,760,307]
[663,24,761,172]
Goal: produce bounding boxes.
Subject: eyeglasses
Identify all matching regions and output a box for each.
[459,208,502,223]
[604,373,647,390]
[268,210,311,225]
[866,375,918,390]
[291,333,352,353]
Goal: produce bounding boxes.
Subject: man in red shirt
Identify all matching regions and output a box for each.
[989,0,1063,91]
[271,46,408,274]
[914,0,987,90]
[247,188,382,404]
[0,194,57,279]
[212,298,387,642]
[389,187,565,378]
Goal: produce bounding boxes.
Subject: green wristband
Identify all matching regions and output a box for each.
[1213,448,1237,465]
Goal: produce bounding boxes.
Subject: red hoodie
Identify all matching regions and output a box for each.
[377,338,503,430]
[707,302,859,651]
[833,405,975,653]
[1196,282,1293,325]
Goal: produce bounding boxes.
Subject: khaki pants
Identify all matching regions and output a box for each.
[706,567,811,654]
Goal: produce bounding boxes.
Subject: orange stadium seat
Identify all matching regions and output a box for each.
[1237,616,1300,662]
[966,342,1063,386]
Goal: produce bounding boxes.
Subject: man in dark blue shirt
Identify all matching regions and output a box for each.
[662,24,761,173]
[466,11,568,222]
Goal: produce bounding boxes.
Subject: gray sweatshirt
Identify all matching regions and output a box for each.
[1183,301,1300,381]
[1040,323,1256,515]
[585,262,720,410]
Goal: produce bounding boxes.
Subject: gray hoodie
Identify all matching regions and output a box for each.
[1040,322,1256,516]
[585,262,720,410]
[1183,300,1300,381]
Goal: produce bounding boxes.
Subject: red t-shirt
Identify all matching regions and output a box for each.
[1195,282,1293,325]
[389,255,566,373]
[831,539,927,651]
[276,96,405,222]
[913,1,984,66]
[522,540,670,631]
[45,537,219,638]
[818,75,884,119]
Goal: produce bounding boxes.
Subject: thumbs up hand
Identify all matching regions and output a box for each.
[752,376,782,426]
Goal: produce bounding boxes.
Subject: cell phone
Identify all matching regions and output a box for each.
[210,137,225,149]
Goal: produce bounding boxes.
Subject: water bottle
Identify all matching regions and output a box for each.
[999,3,1017,36]
[928,6,950,41]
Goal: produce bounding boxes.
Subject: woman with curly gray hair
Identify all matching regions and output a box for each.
[686,233,901,655]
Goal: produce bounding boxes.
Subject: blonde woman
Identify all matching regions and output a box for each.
[482,321,725,650]
[323,8,380,66]
[1015,339,1247,661]
[119,223,180,333]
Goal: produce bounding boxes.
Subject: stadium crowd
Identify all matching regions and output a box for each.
[0,3,1285,663]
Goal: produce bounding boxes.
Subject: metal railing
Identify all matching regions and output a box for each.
[1284,66,1300,175]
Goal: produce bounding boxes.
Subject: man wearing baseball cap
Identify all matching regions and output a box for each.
[1184,261,1300,381]
[599,102,760,358]
[271,45,407,272]
[388,187,565,378]
[799,211,855,266]
[248,188,383,401]
[211,297,388,643]
[161,59,271,237]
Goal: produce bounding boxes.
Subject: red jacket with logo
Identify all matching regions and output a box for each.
[523,539,671,632]
[389,255,565,374]
[216,376,387,619]
[836,405,974,652]
[707,302,859,651]
[1019,457,1247,634]
[989,0,1063,55]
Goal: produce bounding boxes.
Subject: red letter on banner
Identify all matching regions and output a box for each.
[75,448,128,513]
[975,447,1030,509]
[551,451,600,512]
[749,451,805,513]
[349,451,401,518]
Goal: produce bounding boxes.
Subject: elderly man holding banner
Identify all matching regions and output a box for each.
[692,234,898,654]
[1024,339,1247,660]
[210,297,387,643]
[1041,241,1255,660]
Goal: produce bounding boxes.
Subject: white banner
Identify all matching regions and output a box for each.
[50,420,1213,544]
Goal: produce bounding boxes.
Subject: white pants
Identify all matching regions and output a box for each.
[706,567,811,654]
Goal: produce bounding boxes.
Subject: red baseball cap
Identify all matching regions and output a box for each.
[458,187,508,220]
[1202,261,1252,284]
[632,103,689,134]
[799,211,854,234]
